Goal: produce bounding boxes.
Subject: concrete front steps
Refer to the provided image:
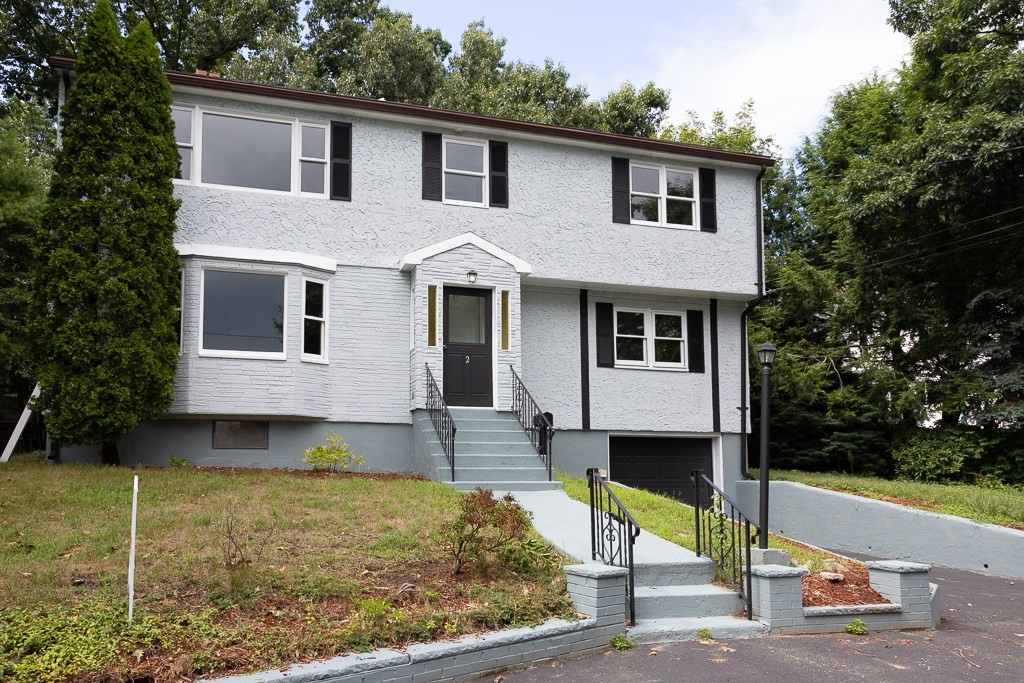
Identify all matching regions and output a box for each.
[440,408,561,492]
[628,555,768,642]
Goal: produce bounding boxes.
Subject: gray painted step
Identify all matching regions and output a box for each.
[628,616,769,643]
[457,453,547,468]
[633,584,744,619]
[446,480,563,492]
[444,466,550,482]
[634,560,718,587]
[456,441,538,455]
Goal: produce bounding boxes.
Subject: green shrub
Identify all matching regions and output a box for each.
[610,633,634,650]
[845,618,869,635]
[439,488,533,575]
[697,626,714,641]
[892,430,983,482]
[303,432,365,472]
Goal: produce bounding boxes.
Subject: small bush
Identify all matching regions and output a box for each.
[439,488,533,575]
[303,432,365,472]
[610,633,634,650]
[168,455,190,467]
[892,430,983,482]
[845,618,869,635]
[696,626,714,641]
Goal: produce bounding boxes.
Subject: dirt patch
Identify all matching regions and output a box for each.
[188,466,427,481]
[802,564,888,607]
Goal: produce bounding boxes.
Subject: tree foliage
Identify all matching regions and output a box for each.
[29,0,181,464]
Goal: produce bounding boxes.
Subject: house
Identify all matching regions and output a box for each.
[49,57,774,500]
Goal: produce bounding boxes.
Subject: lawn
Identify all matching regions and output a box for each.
[771,470,1024,530]
[0,456,573,683]
[556,473,840,572]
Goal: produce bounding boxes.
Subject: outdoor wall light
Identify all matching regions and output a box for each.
[758,340,778,549]
[466,271,477,284]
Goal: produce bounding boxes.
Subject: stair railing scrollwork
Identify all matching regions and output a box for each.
[425,364,456,482]
[691,469,757,620]
[587,468,641,625]
[509,365,554,481]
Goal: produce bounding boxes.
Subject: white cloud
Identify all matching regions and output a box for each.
[644,0,910,154]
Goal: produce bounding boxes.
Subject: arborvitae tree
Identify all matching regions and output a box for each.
[29,0,180,465]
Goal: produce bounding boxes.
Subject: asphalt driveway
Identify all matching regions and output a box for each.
[494,565,1022,682]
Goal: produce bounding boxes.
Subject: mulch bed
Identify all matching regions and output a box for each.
[802,563,888,607]
[189,466,427,481]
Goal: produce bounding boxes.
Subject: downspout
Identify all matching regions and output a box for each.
[738,164,769,480]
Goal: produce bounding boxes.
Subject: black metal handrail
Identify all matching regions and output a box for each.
[425,364,456,481]
[691,470,757,620]
[509,365,554,481]
[587,468,641,625]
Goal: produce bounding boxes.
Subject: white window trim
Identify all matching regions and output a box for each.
[297,123,329,197]
[175,106,329,197]
[614,308,649,367]
[651,309,687,369]
[629,163,699,230]
[301,276,329,364]
[613,307,689,371]
[198,267,288,360]
[171,105,196,184]
[442,136,488,208]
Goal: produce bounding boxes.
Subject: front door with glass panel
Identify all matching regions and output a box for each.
[443,287,493,407]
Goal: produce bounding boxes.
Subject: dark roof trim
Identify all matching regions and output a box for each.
[47,56,775,167]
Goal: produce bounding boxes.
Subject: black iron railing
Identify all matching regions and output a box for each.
[425,364,456,481]
[587,468,641,625]
[509,366,553,480]
[691,470,757,620]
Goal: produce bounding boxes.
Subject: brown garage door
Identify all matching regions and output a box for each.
[609,436,713,505]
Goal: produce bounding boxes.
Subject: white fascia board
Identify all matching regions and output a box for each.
[399,232,532,275]
[177,244,337,272]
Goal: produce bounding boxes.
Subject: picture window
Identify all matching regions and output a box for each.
[200,269,286,359]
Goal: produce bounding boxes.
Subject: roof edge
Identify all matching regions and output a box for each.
[47,56,776,168]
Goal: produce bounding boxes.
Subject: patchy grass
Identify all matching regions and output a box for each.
[556,473,839,571]
[0,455,574,682]
[771,470,1024,530]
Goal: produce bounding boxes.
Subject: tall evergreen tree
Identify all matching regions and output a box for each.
[29,0,180,465]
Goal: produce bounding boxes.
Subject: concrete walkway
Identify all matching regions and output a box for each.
[505,490,702,566]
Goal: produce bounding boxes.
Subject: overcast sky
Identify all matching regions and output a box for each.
[387,0,911,156]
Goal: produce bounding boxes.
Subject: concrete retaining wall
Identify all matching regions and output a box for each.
[207,564,628,683]
[735,480,1024,579]
[751,560,939,635]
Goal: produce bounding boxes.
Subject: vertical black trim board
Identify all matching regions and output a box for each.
[699,167,717,233]
[422,132,442,201]
[611,157,630,224]
[330,121,352,201]
[710,299,720,432]
[489,141,508,208]
[580,289,591,430]
[687,310,705,373]
[595,302,614,367]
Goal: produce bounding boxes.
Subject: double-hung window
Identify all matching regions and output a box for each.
[630,164,698,229]
[443,138,487,206]
[299,125,328,194]
[302,278,327,361]
[614,309,686,369]
[171,107,194,180]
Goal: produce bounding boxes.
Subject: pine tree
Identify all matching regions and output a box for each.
[29,0,180,465]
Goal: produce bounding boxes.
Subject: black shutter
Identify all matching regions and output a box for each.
[699,167,716,233]
[489,140,508,208]
[330,121,352,201]
[612,157,630,224]
[687,310,705,373]
[422,132,442,201]
[596,302,615,367]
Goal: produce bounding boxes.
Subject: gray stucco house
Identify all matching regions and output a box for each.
[51,58,774,498]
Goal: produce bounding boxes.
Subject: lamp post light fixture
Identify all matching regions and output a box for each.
[466,270,477,284]
[757,341,777,549]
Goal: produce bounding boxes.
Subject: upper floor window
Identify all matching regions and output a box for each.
[422,133,508,208]
[444,138,487,206]
[172,107,343,198]
[629,164,697,229]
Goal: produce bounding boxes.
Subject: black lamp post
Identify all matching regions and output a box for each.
[757,341,778,549]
